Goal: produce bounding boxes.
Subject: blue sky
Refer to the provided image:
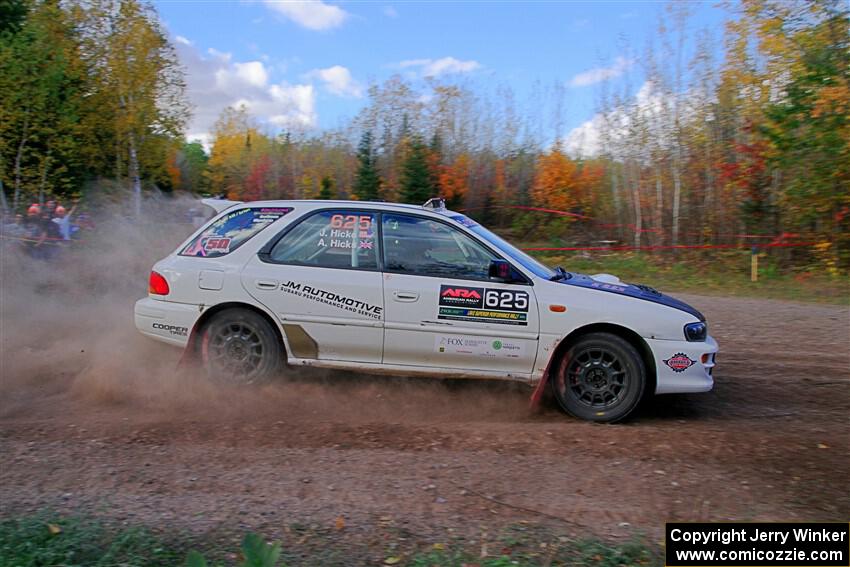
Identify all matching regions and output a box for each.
[157,1,728,149]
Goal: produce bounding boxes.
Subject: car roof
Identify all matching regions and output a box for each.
[206,198,463,219]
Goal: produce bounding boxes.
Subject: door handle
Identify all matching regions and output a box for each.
[393,290,419,302]
[255,280,278,290]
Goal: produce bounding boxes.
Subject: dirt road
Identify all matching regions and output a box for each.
[1,234,848,560]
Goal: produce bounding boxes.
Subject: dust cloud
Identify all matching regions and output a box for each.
[0,196,535,428]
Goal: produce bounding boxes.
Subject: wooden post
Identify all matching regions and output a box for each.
[751,246,758,282]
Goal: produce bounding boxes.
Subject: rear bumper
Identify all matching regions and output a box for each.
[134,297,200,348]
[648,335,718,394]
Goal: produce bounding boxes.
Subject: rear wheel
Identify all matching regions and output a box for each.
[200,308,283,385]
[551,332,645,423]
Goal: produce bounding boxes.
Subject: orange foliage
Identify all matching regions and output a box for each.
[531,149,601,214]
[439,153,470,205]
[165,150,181,190]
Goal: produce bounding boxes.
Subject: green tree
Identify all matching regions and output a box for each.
[352,130,380,200]
[399,135,435,204]
[317,175,335,199]
[71,0,189,215]
[0,0,28,35]
[0,0,87,209]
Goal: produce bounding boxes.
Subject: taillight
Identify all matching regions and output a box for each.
[148,271,170,295]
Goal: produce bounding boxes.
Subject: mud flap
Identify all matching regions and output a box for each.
[529,356,555,410]
[176,326,200,369]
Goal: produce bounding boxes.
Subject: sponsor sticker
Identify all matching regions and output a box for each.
[280,280,383,320]
[203,236,231,253]
[152,323,188,337]
[438,285,529,326]
[664,353,695,372]
[434,335,525,358]
[316,214,375,251]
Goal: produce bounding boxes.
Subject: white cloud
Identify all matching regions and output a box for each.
[383,5,398,18]
[173,38,317,143]
[569,56,633,87]
[174,35,192,46]
[398,56,481,77]
[264,0,347,30]
[563,118,602,157]
[234,61,269,88]
[563,81,683,158]
[266,84,316,127]
[307,65,363,97]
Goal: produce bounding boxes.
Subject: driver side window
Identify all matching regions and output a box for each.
[382,214,497,280]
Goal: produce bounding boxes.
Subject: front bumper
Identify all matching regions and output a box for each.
[134,297,201,348]
[648,335,718,394]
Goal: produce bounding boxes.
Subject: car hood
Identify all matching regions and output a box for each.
[554,272,705,322]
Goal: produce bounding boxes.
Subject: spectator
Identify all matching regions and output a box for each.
[52,201,78,241]
[3,213,27,238]
[25,204,41,238]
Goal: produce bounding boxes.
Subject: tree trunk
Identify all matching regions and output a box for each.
[610,160,623,242]
[629,162,642,250]
[38,151,51,205]
[128,132,142,217]
[671,157,682,247]
[703,143,714,245]
[0,179,9,214]
[13,114,30,212]
[655,166,664,246]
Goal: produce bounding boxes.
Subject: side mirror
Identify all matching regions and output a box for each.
[488,259,512,281]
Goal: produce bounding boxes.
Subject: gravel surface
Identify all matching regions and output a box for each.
[2,283,848,554]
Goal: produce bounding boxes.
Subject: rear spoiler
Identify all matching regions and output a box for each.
[201,198,242,214]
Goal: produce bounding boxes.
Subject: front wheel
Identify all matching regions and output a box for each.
[199,308,283,385]
[551,332,646,423]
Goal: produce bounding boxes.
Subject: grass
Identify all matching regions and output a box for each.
[0,514,183,567]
[0,513,660,567]
[529,249,849,305]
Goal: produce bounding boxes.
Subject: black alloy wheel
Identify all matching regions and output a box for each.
[552,332,645,423]
[200,308,283,384]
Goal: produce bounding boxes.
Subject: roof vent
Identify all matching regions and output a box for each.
[422,197,446,211]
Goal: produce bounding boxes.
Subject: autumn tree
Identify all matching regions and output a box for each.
[206,107,270,199]
[439,153,470,208]
[71,0,188,215]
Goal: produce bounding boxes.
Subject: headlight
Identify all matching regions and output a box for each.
[684,322,707,342]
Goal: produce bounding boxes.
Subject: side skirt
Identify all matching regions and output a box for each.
[286,357,536,383]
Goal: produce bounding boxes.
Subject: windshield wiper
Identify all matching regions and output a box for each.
[549,266,570,281]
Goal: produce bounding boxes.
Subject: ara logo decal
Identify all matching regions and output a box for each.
[441,287,482,299]
[664,353,695,372]
[439,285,484,308]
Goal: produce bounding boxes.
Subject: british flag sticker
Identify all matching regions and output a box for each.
[664,353,695,372]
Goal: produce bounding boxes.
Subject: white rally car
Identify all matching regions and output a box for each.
[135,198,717,422]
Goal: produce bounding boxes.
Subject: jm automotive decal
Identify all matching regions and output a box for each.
[664,353,696,372]
[280,281,383,320]
[438,285,529,326]
[435,335,525,358]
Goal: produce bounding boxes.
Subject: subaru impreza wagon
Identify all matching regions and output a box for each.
[135,198,717,422]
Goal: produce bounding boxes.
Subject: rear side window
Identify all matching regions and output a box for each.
[269,210,379,270]
[180,207,292,257]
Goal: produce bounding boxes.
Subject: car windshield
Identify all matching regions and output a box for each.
[448,214,556,279]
